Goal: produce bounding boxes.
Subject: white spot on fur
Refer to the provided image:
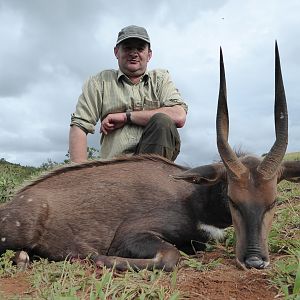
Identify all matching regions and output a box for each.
[197,223,225,241]
[19,195,24,199]
[16,221,21,227]
[1,237,6,242]
[27,198,33,202]
[42,203,47,208]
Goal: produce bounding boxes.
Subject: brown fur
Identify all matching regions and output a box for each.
[2,155,226,271]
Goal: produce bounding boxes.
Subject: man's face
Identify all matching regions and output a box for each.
[114,38,152,79]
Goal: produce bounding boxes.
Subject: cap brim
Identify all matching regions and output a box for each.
[116,35,150,45]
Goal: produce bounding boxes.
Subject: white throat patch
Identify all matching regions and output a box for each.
[197,223,225,241]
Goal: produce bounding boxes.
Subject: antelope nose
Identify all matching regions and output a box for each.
[245,256,265,269]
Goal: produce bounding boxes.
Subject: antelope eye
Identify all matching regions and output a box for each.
[228,197,239,210]
[266,201,276,211]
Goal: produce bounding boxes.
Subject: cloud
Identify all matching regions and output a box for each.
[0,0,299,167]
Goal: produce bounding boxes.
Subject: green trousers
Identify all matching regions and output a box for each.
[135,113,181,161]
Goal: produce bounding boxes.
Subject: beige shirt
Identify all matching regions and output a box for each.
[71,69,188,159]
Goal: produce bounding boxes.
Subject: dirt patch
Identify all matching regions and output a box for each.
[0,251,280,299]
[173,250,278,299]
[0,273,33,299]
[176,264,277,299]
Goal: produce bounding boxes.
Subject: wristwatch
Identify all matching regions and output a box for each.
[126,110,132,124]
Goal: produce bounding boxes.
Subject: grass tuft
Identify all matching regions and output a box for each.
[27,258,184,299]
[270,250,300,299]
[0,250,17,277]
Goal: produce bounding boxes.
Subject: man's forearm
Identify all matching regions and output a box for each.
[130,105,186,128]
[69,125,88,163]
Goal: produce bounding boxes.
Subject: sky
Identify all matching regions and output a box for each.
[0,0,299,168]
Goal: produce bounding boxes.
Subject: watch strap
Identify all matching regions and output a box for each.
[126,110,132,124]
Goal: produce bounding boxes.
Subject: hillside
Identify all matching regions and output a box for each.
[0,159,41,203]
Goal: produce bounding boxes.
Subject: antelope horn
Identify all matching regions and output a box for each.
[257,41,288,179]
[216,47,247,179]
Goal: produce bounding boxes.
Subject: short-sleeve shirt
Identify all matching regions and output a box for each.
[70,69,188,159]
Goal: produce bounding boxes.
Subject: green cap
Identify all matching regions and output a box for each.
[116,25,150,45]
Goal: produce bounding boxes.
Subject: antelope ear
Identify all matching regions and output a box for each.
[279,160,300,183]
[172,163,226,185]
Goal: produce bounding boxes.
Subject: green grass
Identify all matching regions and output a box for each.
[270,250,300,300]
[268,177,300,299]
[0,250,18,277]
[270,181,300,254]
[180,251,222,271]
[1,258,184,299]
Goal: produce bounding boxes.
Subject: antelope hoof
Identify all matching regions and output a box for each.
[14,251,30,270]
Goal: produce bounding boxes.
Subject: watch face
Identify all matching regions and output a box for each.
[126,111,132,124]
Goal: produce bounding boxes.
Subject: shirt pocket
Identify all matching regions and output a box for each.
[143,98,160,110]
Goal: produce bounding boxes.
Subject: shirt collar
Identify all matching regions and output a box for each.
[117,69,149,84]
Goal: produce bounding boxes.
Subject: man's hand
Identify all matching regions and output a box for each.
[100,112,127,135]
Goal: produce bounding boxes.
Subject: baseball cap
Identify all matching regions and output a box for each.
[116,25,150,45]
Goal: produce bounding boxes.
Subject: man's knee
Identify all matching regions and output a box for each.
[148,113,174,128]
[136,112,181,161]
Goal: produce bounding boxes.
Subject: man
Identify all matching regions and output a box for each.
[69,25,188,163]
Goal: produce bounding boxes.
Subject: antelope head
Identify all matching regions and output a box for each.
[216,42,300,269]
[174,43,300,269]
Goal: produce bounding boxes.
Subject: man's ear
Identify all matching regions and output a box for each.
[147,48,152,62]
[172,163,226,185]
[114,46,119,58]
